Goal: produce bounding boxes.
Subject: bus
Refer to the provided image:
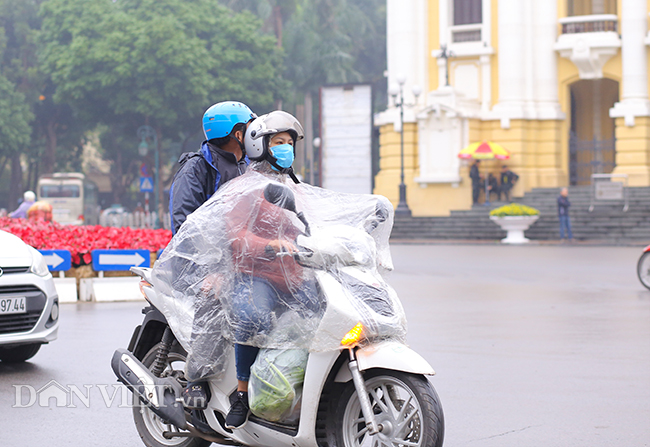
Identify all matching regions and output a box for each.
[37,173,99,225]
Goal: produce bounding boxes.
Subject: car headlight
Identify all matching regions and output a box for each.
[30,248,51,277]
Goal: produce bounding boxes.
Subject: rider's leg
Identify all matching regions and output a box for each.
[227,277,278,428]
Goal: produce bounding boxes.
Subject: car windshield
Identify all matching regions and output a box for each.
[40,184,81,198]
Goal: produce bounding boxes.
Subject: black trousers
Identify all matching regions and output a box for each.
[472,184,481,204]
[500,185,512,201]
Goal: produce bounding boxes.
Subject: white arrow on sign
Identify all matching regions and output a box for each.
[98,253,146,267]
[43,253,64,268]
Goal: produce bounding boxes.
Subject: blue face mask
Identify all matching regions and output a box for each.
[269,144,294,170]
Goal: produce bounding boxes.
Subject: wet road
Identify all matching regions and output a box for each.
[1,244,648,447]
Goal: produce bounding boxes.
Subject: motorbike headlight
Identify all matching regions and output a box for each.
[30,249,51,277]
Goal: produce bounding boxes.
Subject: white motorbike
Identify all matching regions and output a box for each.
[112,184,445,447]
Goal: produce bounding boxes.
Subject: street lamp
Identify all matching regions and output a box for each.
[137,125,159,228]
[389,75,421,217]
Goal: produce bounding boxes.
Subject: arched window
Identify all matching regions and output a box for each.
[568,0,616,16]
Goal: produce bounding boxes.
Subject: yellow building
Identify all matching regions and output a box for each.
[374,0,650,216]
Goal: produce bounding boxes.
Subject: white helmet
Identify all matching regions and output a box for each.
[244,111,304,161]
[24,191,35,202]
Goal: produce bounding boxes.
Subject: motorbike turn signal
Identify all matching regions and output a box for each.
[341,322,364,347]
[138,280,153,302]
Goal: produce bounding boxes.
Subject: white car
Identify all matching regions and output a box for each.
[0,229,58,362]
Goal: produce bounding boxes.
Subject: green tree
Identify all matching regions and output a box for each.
[0,0,40,206]
[0,73,33,209]
[282,0,386,96]
[0,0,89,209]
[226,0,387,111]
[39,0,287,205]
[222,0,299,47]
[0,74,33,151]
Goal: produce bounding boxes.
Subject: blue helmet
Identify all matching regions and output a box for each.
[202,101,256,141]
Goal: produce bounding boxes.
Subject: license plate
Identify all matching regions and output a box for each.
[0,297,26,315]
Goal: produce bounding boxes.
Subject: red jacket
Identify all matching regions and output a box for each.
[228,191,303,293]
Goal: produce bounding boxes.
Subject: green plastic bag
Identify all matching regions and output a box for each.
[248,348,309,422]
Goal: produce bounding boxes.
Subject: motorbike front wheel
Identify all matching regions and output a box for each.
[323,369,444,447]
[637,252,650,290]
[132,342,210,447]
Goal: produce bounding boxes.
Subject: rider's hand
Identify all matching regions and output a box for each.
[200,273,224,297]
[267,239,298,254]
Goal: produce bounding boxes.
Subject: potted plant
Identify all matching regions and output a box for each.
[489,203,540,244]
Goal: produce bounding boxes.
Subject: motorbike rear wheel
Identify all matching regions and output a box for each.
[322,369,444,447]
[637,252,650,290]
[132,342,210,447]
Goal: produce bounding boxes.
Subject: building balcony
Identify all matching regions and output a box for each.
[450,24,482,43]
[560,14,618,34]
[555,14,621,80]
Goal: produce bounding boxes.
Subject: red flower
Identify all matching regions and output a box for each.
[0,217,172,267]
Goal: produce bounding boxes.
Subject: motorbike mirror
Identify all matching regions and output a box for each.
[263,183,297,212]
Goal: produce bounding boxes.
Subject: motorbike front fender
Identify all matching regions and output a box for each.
[334,340,435,383]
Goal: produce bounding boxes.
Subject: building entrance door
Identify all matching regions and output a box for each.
[569,79,619,185]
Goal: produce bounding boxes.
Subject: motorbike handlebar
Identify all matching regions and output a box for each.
[264,244,313,261]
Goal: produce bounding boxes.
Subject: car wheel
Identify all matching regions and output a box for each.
[0,343,41,363]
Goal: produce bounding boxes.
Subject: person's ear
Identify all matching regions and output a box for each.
[234,129,244,142]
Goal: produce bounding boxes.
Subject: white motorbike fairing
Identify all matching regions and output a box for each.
[151,162,405,384]
[334,341,436,383]
[118,163,446,447]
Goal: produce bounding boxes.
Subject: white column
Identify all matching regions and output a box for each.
[492,0,526,124]
[523,0,535,115]
[609,0,650,126]
[414,0,428,106]
[387,0,427,108]
[480,55,491,113]
[533,0,563,119]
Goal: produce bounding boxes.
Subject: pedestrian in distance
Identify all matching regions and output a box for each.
[470,160,482,205]
[9,191,36,219]
[499,165,519,202]
[487,173,499,202]
[558,187,573,242]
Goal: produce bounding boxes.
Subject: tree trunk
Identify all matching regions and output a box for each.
[42,118,58,174]
[0,156,7,185]
[273,5,283,47]
[109,127,125,204]
[156,125,164,220]
[9,153,24,212]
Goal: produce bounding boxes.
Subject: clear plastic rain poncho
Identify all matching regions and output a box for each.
[151,163,407,382]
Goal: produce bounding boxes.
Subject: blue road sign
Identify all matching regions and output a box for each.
[91,249,151,271]
[140,176,154,193]
[39,250,72,271]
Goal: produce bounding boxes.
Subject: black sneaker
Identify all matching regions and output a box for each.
[225,391,250,429]
[182,382,209,410]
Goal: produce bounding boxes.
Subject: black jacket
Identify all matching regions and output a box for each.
[169,141,248,234]
[470,164,481,185]
[500,170,519,188]
[557,196,571,216]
